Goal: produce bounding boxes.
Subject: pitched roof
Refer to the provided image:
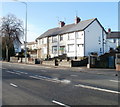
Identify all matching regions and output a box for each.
[107,32,120,39]
[27,41,37,45]
[37,18,97,39]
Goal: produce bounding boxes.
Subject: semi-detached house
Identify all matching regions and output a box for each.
[36,17,107,60]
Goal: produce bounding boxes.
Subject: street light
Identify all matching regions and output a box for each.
[13,0,27,63]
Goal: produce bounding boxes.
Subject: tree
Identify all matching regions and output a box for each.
[0,14,24,61]
[116,46,120,52]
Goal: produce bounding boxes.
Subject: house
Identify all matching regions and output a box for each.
[106,29,120,51]
[13,38,22,53]
[26,41,37,51]
[26,41,37,58]
[36,17,107,60]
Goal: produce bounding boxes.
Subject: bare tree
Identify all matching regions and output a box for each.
[0,14,24,61]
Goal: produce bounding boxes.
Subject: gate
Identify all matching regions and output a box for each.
[116,53,120,71]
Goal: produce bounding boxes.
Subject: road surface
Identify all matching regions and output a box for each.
[1,62,119,106]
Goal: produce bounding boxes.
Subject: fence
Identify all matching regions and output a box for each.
[116,53,120,71]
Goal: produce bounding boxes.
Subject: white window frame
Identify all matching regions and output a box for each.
[59,46,66,54]
[68,44,74,52]
[60,35,63,41]
[52,46,57,54]
[52,36,57,43]
[68,33,74,40]
[42,38,44,44]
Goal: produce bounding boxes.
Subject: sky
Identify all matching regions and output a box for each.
[1,1,118,42]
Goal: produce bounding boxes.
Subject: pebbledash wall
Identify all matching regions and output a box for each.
[36,18,111,60]
[84,20,107,56]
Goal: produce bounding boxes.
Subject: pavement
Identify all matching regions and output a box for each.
[1,61,119,77]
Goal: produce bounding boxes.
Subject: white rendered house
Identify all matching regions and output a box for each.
[36,17,107,59]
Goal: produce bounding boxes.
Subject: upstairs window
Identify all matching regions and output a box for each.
[68,33,74,40]
[42,38,44,44]
[68,44,74,52]
[52,36,57,43]
[76,32,82,39]
[60,35,63,41]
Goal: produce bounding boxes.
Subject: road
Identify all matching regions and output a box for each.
[1,62,119,106]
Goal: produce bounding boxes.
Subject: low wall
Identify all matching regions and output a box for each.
[10,57,18,63]
[59,60,71,67]
[42,60,55,66]
[42,60,71,67]
[10,57,30,63]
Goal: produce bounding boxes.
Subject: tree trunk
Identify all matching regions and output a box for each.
[6,45,10,62]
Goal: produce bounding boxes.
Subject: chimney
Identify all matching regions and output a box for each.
[59,21,65,28]
[108,28,111,33]
[75,16,81,24]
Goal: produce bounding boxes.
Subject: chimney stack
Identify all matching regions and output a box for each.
[108,28,111,33]
[75,16,81,24]
[59,21,65,28]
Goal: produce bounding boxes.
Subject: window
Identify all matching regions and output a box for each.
[42,47,47,54]
[68,44,74,52]
[52,36,57,43]
[42,38,44,44]
[76,32,81,39]
[59,46,65,54]
[100,48,102,53]
[113,39,116,43]
[49,37,52,43]
[77,44,84,47]
[68,33,74,40]
[52,46,57,54]
[60,35,63,41]
[38,39,41,45]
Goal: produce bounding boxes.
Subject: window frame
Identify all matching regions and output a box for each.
[52,36,57,43]
[68,44,74,52]
[60,35,63,41]
[68,33,74,40]
[52,46,57,54]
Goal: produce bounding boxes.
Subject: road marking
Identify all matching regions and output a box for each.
[52,100,70,107]
[29,76,60,83]
[10,83,18,88]
[29,75,71,84]
[15,73,21,75]
[6,71,21,75]
[60,80,71,84]
[6,71,16,74]
[13,70,28,74]
[75,84,120,94]
[110,80,120,83]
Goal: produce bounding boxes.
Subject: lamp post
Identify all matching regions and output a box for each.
[13,0,27,63]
